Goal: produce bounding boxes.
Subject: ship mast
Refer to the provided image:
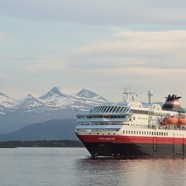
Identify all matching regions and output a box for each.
[123,87,136,102]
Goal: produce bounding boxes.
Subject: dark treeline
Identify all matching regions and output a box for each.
[0,140,83,148]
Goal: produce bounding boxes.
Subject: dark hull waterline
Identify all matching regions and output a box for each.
[83,142,186,158]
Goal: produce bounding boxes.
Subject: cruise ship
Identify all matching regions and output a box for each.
[75,90,186,158]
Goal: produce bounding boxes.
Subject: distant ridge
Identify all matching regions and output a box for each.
[0,119,78,141]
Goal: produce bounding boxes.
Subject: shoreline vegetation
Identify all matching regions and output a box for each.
[0,140,83,148]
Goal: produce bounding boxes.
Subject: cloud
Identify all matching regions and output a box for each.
[0,0,186,25]
[8,29,186,77]
[71,30,186,70]
[25,58,68,74]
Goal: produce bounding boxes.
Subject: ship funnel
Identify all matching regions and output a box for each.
[162,94,185,113]
[148,90,153,104]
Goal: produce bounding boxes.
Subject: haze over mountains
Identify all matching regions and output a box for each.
[0,87,109,134]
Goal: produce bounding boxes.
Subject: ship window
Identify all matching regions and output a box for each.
[116,107,121,113]
[102,106,107,113]
[109,106,114,113]
[101,106,105,112]
[112,106,117,113]
[120,107,125,113]
[100,106,105,112]
[102,106,106,112]
[105,106,111,113]
[119,107,123,113]
[133,116,135,120]
[126,108,130,112]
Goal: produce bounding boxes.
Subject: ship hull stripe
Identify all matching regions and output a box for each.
[77,135,186,145]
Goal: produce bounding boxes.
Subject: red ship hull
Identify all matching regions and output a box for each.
[76,135,186,158]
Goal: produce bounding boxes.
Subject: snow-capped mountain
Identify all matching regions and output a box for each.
[76,88,99,99]
[76,88,107,102]
[17,94,43,112]
[39,87,74,110]
[40,87,66,100]
[0,87,108,114]
[0,92,17,115]
[0,92,16,108]
[0,87,109,133]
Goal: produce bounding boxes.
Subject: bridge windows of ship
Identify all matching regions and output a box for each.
[90,106,130,114]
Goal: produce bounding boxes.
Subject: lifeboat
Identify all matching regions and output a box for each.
[177,118,186,125]
[160,116,178,125]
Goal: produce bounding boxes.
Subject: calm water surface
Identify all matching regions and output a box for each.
[0,147,185,186]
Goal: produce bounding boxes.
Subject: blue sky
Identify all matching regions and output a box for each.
[1,0,186,105]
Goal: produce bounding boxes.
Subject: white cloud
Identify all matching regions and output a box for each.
[71,30,186,70]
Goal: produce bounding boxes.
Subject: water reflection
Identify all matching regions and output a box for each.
[0,148,185,186]
[75,157,186,186]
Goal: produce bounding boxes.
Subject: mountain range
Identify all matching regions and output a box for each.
[0,87,109,134]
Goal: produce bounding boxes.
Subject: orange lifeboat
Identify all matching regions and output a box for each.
[161,116,178,125]
[177,118,186,125]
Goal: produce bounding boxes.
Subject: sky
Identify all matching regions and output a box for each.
[1,0,186,105]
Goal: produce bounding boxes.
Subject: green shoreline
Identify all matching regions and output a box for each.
[0,140,83,148]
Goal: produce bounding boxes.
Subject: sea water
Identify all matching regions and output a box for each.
[0,147,185,186]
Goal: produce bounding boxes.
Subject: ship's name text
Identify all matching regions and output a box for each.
[99,137,115,141]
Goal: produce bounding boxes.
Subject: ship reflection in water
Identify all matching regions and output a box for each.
[76,157,185,186]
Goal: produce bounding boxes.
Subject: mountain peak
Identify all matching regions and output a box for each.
[0,92,9,99]
[50,87,63,95]
[0,92,16,108]
[24,94,37,100]
[40,87,64,100]
[76,88,98,99]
